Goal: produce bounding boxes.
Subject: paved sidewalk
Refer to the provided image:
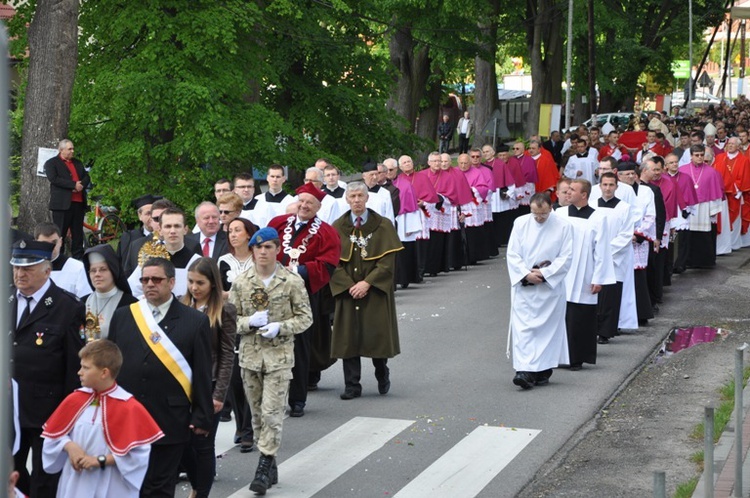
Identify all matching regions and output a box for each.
[693,369,750,497]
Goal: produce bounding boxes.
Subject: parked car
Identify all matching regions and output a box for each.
[564,112,647,134]
[670,91,722,108]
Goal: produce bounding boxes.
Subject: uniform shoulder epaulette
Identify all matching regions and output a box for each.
[59,288,81,303]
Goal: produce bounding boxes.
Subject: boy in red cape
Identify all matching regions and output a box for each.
[42,340,163,497]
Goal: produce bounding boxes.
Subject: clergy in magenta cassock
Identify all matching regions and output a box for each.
[507,193,573,389]
[675,145,725,269]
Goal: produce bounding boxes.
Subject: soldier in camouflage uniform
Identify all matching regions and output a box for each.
[228,227,312,495]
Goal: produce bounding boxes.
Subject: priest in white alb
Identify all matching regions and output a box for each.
[507,193,573,390]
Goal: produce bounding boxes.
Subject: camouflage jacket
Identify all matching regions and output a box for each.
[228,262,312,372]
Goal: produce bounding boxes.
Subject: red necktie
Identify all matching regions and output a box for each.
[202,238,210,257]
[355,216,362,229]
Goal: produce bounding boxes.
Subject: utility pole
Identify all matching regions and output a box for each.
[587,0,596,116]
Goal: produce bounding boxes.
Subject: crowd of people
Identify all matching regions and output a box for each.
[9,109,746,496]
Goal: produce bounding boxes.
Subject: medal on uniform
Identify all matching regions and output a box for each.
[35,332,44,346]
[150,331,161,344]
[250,288,270,310]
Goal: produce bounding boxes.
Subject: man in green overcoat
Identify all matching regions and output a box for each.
[330,182,403,400]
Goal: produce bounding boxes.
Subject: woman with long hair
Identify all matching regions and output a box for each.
[218,217,258,293]
[180,257,236,498]
[217,216,258,453]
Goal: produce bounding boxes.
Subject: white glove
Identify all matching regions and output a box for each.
[736,190,742,200]
[248,310,269,328]
[259,322,280,339]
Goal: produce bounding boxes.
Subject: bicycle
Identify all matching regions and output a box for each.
[83,195,127,247]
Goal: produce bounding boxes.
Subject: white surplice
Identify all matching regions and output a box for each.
[555,207,616,304]
[507,211,573,371]
[42,387,152,498]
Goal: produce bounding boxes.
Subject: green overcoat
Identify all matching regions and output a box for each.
[330,209,403,359]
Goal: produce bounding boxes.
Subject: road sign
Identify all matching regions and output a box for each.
[672,60,691,79]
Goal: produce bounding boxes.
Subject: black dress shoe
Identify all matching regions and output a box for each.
[597,336,609,344]
[569,363,582,371]
[340,390,361,400]
[219,413,232,423]
[512,372,534,390]
[240,442,254,453]
[378,379,391,395]
[290,404,305,417]
[307,383,318,391]
[672,266,685,274]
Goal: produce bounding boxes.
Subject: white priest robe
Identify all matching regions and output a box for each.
[507,211,573,372]
[42,387,154,498]
[555,206,616,304]
[366,187,396,225]
[249,191,295,228]
[51,257,92,298]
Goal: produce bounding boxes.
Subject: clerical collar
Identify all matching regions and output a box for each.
[50,253,68,271]
[631,182,639,194]
[568,204,594,219]
[575,151,589,158]
[728,151,739,159]
[167,244,185,255]
[369,185,381,193]
[598,196,620,208]
[531,153,541,160]
[266,191,287,202]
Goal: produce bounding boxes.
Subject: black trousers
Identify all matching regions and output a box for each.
[181,412,221,498]
[597,282,623,339]
[458,134,470,154]
[342,357,388,392]
[51,201,86,259]
[289,326,312,409]
[228,353,253,442]
[141,443,186,498]
[14,427,60,498]
[647,243,666,305]
[565,302,598,365]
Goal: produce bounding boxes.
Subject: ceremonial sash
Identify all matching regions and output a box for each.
[130,301,193,402]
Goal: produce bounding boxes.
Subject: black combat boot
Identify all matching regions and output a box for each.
[271,458,279,484]
[249,454,275,495]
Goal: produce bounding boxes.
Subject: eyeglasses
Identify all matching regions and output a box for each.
[219,210,236,215]
[235,184,254,189]
[88,267,110,274]
[470,155,481,158]
[151,216,160,223]
[139,276,167,284]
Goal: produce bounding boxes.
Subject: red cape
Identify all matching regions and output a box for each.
[426,167,476,205]
[533,153,560,201]
[42,384,163,456]
[269,214,342,294]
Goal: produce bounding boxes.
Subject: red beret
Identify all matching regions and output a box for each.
[295,182,327,202]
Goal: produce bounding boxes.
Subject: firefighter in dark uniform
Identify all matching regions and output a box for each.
[10,239,86,498]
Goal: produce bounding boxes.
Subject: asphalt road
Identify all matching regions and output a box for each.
[201,248,707,498]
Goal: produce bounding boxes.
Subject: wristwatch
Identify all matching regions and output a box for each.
[97,455,106,470]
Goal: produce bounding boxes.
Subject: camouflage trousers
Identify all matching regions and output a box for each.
[241,367,292,456]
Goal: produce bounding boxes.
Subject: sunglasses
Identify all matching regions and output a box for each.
[151,216,160,223]
[140,276,167,284]
[219,210,236,215]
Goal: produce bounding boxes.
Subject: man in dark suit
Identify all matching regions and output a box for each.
[543,130,564,166]
[123,199,201,277]
[117,194,161,268]
[109,257,213,498]
[44,139,90,259]
[10,240,86,498]
[186,202,228,261]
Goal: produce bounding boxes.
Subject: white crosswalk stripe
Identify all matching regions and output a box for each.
[222,418,540,497]
[393,426,541,498]
[227,416,414,497]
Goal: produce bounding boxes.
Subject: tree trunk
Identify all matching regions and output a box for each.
[526,0,564,136]
[474,0,500,146]
[416,73,442,145]
[386,23,431,133]
[18,0,79,232]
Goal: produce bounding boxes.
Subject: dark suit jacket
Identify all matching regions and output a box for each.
[117,227,148,268]
[11,282,85,428]
[108,298,213,444]
[44,155,91,211]
[543,139,564,165]
[186,230,229,261]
